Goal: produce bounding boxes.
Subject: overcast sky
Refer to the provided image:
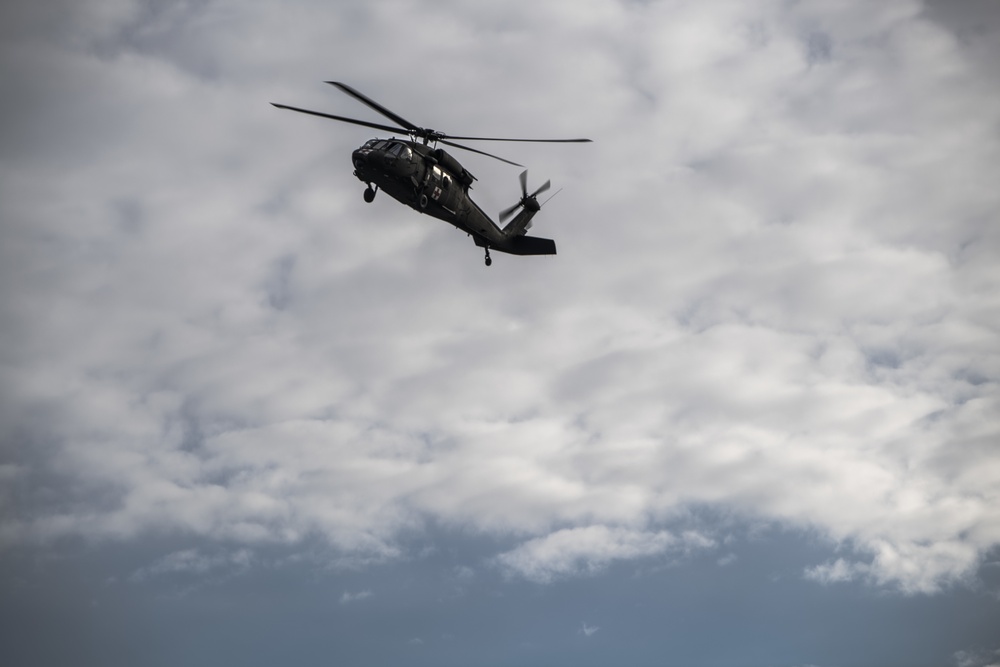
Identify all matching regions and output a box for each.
[2,1,999,665]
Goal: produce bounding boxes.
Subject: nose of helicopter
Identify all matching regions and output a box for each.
[352,148,368,169]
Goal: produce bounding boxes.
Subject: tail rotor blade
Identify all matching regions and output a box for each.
[519,170,528,198]
[499,202,522,223]
[530,180,551,198]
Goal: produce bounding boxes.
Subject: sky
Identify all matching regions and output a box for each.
[1,0,999,665]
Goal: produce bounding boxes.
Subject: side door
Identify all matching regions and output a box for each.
[428,167,459,211]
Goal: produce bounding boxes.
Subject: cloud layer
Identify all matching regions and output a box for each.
[2,0,998,596]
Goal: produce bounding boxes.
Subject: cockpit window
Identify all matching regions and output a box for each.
[372,140,388,150]
[387,143,403,157]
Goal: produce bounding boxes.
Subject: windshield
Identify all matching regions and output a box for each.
[386,143,412,160]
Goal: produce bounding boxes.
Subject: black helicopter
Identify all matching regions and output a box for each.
[272,82,591,266]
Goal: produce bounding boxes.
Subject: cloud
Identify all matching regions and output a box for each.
[339,589,372,605]
[717,553,738,567]
[494,526,713,583]
[954,648,1000,667]
[805,558,870,586]
[130,548,252,582]
[1,0,999,598]
[579,622,600,637]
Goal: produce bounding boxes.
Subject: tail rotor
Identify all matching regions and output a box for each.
[499,170,551,223]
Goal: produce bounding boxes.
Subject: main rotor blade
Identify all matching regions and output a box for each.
[438,139,523,167]
[326,81,421,133]
[442,135,593,143]
[271,103,407,134]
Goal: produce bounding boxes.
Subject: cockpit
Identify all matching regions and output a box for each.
[352,138,417,178]
[387,142,412,160]
[363,139,412,160]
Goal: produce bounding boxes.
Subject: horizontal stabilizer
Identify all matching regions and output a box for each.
[507,235,557,256]
[472,232,556,256]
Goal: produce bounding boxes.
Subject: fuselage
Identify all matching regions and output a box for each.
[351,138,506,245]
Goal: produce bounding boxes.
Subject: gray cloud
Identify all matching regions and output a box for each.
[129,547,252,581]
[339,589,372,605]
[2,0,998,607]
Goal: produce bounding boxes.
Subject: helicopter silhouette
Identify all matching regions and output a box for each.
[272,82,591,266]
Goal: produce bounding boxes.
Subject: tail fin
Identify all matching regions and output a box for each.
[501,208,536,237]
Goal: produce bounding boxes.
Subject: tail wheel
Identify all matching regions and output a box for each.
[363,186,376,203]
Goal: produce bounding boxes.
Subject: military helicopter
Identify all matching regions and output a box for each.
[272,82,591,266]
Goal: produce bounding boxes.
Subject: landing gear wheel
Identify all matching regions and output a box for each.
[484,249,492,267]
[363,186,376,203]
[419,193,429,209]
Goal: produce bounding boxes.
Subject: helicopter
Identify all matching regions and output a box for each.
[272,82,591,266]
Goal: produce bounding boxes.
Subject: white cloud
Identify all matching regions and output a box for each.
[494,526,712,583]
[579,622,600,637]
[805,558,870,586]
[2,0,999,596]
